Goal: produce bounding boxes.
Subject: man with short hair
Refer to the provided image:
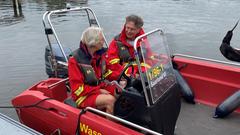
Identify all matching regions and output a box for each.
[107,15,151,81]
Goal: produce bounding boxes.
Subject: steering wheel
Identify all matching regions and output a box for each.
[117,62,135,88]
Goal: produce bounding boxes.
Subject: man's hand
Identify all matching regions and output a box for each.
[119,79,127,88]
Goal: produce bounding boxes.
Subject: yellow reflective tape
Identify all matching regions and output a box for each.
[123,62,137,68]
[124,67,130,76]
[103,69,113,78]
[74,84,84,96]
[76,96,87,106]
[141,63,151,69]
[109,58,120,64]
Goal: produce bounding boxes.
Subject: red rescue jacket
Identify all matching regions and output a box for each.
[68,42,115,107]
[107,27,154,79]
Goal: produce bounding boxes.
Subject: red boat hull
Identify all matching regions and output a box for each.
[173,55,240,113]
[12,78,142,135]
[12,55,240,134]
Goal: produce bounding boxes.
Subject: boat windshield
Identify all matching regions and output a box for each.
[134,29,176,105]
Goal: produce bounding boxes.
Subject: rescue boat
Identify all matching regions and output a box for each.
[11,7,240,135]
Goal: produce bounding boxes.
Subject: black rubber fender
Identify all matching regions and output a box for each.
[214,90,240,118]
[174,69,195,104]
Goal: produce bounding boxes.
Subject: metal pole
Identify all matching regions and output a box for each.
[12,0,23,17]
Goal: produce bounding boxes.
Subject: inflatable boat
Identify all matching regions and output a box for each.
[11,7,240,135]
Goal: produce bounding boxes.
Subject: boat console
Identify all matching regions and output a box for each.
[114,29,181,135]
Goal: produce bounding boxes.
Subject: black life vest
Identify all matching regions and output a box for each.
[115,34,132,63]
[72,48,107,86]
[114,34,147,63]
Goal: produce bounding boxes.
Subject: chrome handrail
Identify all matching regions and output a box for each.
[57,61,68,67]
[47,13,68,63]
[47,78,69,89]
[42,7,109,75]
[85,107,162,135]
[173,53,240,67]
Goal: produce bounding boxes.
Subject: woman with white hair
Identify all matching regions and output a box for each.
[68,27,116,114]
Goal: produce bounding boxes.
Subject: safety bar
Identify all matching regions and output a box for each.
[85,107,162,135]
[48,78,69,89]
[173,53,240,67]
[57,61,68,67]
[42,7,108,72]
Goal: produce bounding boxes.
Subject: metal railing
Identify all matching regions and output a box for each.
[85,107,162,135]
[173,53,240,67]
[42,7,109,77]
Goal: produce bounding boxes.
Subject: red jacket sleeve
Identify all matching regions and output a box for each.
[105,40,124,81]
[68,57,101,106]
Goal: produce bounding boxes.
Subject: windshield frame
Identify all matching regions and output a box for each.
[134,28,176,106]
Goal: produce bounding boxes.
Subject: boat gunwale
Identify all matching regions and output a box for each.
[173,53,240,67]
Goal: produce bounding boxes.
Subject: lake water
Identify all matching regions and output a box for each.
[0,0,240,124]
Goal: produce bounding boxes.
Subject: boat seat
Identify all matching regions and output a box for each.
[64,97,77,108]
[63,80,78,108]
